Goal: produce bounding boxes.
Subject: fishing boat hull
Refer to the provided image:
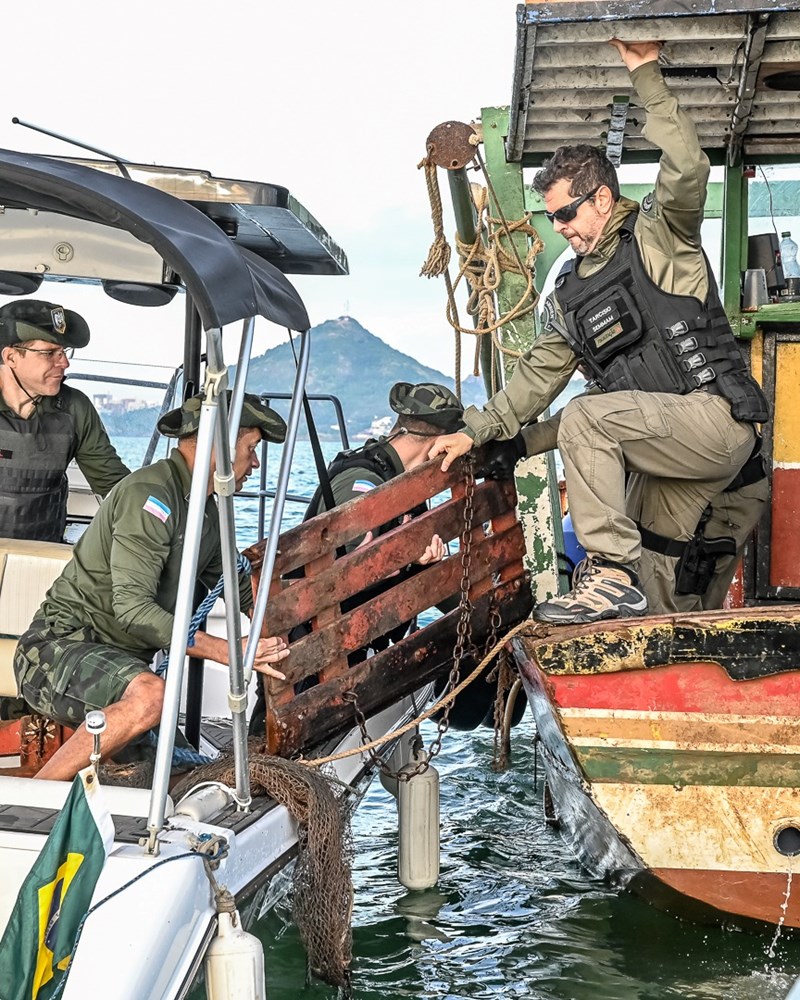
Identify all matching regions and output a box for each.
[511,607,800,930]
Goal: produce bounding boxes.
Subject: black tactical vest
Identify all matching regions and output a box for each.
[553,212,769,424]
[0,399,74,541]
[304,438,399,522]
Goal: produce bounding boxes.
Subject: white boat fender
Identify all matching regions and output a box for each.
[204,884,266,999]
[397,748,440,891]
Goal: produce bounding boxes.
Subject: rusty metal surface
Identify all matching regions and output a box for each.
[425,121,480,170]
[516,603,800,680]
[508,3,800,162]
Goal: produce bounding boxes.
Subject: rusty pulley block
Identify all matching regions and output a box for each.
[425,121,480,170]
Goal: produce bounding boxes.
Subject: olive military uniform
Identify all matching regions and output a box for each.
[14,447,254,727]
[461,60,766,612]
[523,407,768,612]
[0,299,129,541]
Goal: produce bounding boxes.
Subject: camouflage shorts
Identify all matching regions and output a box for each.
[14,617,151,728]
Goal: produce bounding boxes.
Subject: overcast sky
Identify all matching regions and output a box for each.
[1,0,522,389]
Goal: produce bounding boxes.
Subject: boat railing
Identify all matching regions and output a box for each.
[243,445,533,757]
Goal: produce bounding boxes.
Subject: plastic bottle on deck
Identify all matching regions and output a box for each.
[780,231,800,278]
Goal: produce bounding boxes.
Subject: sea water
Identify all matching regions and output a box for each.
[114,437,800,1000]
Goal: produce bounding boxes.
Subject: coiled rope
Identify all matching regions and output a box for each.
[298,617,544,769]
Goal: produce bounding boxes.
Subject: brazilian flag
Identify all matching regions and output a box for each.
[0,767,114,999]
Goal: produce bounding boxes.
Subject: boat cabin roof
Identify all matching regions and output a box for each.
[508,0,800,165]
[0,149,348,331]
[54,158,349,278]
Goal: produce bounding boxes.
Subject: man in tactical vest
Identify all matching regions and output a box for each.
[430,38,769,625]
[0,299,130,542]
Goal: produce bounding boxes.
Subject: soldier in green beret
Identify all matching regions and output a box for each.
[0,299,130,541]
[15,391,290,781]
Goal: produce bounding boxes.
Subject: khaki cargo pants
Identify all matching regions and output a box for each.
[556,389,757,613]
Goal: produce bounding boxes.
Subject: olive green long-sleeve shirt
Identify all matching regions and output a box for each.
[463,58,712,446]
[38,448,253,660]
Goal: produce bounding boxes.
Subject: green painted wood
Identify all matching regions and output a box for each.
[480,104,562,600]
[578,744,800,788]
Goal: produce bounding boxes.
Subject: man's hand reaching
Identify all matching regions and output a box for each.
[609,38,663,72]
[428,431,474,472]
[417,533,445,566]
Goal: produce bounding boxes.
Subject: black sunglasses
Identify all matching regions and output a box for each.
[545,185,601,225]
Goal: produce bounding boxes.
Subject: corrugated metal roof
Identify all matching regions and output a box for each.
[508,0,800,165]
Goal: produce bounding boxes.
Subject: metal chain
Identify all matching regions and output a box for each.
[344,456,477,782]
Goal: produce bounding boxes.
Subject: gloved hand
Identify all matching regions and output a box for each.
[477,433,527,480]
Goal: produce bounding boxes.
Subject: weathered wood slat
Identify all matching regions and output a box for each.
[266,575,532,756]
[264,450,496,577]
[272,523,524,686]
[265,480,516,632]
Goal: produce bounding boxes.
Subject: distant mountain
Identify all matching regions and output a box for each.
[100,316,488,440]
[236,316,488,439]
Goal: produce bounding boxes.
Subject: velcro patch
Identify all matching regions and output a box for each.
[351,480,376,494]
[542,296,557,332]
[143,496,171,523]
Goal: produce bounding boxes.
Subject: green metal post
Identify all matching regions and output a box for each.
[721,163,753,338]
[480,104,562,602]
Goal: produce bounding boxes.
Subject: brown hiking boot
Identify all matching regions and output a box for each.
[534,557,648,625]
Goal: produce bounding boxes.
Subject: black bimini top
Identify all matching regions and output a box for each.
[0,148,310,332]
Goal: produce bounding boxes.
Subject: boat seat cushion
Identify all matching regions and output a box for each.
[0,539,73,698]
[0,637,19,699]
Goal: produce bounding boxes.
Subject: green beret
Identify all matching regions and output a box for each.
[158,391,287,443]
[389,381,464,433]
[0,299,90,350]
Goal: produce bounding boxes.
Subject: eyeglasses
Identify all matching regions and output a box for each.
[15,346,74,362]
[545,186,601,225]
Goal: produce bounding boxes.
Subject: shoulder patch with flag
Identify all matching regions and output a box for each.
[0,767,114,1000]
[351,479,376,494]
[143,495,171,523]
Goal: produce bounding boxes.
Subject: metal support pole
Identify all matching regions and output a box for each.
[243,329,311,683]
[229,317,255,449]
[145,350,222,853]
[207,329,251,810]
[183,300,203,400]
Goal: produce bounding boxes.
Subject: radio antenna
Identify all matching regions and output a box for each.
[11,117,132,178]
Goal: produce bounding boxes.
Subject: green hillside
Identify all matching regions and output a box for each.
[100,316,488,439]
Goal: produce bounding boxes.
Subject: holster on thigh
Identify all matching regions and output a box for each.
[638,508,736,598]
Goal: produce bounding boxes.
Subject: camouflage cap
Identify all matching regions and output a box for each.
[389,381,464,433]
[158,391,287,442]
[0,299,90,350]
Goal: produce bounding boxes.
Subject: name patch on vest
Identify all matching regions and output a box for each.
[583,302,624,351]
[143,496,171,523]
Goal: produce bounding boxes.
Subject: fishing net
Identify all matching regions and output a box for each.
[171,739,353,988]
